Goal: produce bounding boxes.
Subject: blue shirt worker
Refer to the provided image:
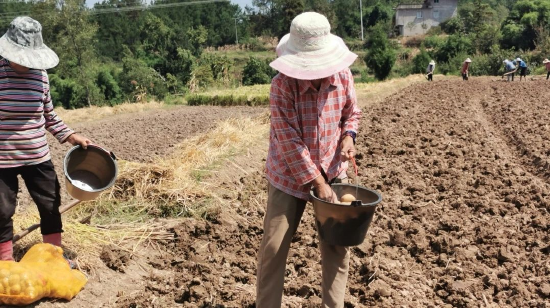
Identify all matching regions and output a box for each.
[516,58,528,81]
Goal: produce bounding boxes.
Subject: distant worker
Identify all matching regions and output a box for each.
[461,58,472,81]
[502,59,517,82]
[516,57,528,81]
[544,59,550,80]
[426,60,435,81]
[0,17,92,261]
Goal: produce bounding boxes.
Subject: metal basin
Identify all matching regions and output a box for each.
[63,145,117,201]
[310,184,382,246]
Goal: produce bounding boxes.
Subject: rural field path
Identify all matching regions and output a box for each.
[19,76,550,307]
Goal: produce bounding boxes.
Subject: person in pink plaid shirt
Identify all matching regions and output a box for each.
[255,12,362,308]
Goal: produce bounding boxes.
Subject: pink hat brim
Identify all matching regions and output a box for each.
[270,37,358,80]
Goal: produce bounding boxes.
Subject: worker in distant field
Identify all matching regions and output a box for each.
[426,60,435,81]
[461,58,472,81]
[544,59,550,80]
[0,16,91,262]
[257,12,361,308]
[502,59,517,82]
[516,57,528,81]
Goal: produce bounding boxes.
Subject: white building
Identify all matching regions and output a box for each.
[395,0,458,36]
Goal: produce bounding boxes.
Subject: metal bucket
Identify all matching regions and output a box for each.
[310,184,382,247]
[63,145,117,201]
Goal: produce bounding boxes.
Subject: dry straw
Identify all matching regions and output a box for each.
[14,108,269,267]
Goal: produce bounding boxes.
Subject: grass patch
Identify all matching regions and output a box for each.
[56,100,166,124]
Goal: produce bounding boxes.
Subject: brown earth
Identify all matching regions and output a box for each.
[17,78,550,307]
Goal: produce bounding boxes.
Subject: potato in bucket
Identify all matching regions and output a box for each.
[310,183,382,246]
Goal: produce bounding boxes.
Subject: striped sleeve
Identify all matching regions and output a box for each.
[42,73,74,143]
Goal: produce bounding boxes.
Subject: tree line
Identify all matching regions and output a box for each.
[0,0,548,109]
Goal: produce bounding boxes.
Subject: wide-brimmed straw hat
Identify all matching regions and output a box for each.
[515,57,522,62]
[544,59,549,64]
[465,58,472,63]
[0,16,59,70]
[429,60,435,65]
[270,12,357,80]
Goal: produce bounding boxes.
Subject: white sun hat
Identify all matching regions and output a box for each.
[0,16,59,70]
[276,32,349,57]
[516,57,522,62]
[270,12,357,80]
[429,60,435,65]
[544,59,549,64]
[465,58,472,63]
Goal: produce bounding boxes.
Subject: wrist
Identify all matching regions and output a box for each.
[312,175,326,188]
[343,131,356,144]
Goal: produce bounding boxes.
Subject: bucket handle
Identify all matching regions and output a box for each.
[90,144,117,160]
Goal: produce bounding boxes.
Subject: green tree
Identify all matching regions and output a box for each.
[501,0,550,50]
[32,0,101,108]
[364,25,396,80]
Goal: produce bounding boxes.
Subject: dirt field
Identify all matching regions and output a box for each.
[19,77,550,307]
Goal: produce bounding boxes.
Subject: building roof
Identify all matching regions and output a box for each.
[396,4,423,9]
[396,0,426,10]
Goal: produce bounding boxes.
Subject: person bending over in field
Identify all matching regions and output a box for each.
[461,58,472,81]
[256,12,362,308]
[516,57,528,81]
[0,16,91,262]
[502,59,517,82]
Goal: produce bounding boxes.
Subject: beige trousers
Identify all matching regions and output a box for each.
[256,183,351,308]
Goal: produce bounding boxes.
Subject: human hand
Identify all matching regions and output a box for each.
[66,133,92,149]
[312,176,337,202]
[339,136,356,162]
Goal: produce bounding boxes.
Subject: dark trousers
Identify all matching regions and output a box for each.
[547,72,549,80]
[427,73,433,81]
[462,73,468,81]
[0,160,62,242]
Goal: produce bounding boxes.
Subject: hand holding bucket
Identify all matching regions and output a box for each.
[310,156,382,246]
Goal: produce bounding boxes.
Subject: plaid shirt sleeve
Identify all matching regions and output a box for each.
[341,69,361,135]
[270,78,321,186]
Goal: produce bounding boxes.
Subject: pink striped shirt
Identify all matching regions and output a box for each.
[266,69,361,200]
[0,59,74,168]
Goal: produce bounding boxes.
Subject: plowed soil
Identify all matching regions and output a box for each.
[26,78,550,307]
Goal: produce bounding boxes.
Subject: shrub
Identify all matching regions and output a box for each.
[97,69,122,104]
[440,16,464,35]
[49,74,86,109]
[433,34,474,63]
[364,25,396,80]
[242,57,276,86]
[186,94,269,106]
[423,35,445,50]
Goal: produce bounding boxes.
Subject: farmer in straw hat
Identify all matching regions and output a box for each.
[426,60,435,81]
[461,58,472,81]
[544,59,550,80]
[0,16,91,261]
[256,12,361,307]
